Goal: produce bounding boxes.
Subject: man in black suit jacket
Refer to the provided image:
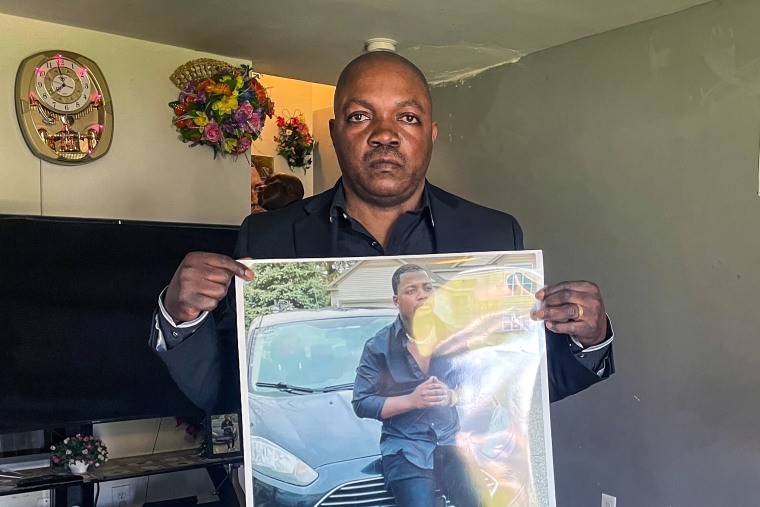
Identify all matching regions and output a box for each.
[151,50,614,415]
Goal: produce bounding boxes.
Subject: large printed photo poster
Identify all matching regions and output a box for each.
[235,251,555,506]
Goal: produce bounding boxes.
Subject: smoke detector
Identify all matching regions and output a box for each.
[365,38,397,52]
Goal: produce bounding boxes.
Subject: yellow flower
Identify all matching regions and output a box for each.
[234,76,244,92]
[285,129,292,136]
[212,95,239,115]
[224,138,238,153]
[193,112,209,127]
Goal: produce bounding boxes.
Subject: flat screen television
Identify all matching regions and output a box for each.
[0,215,239,432]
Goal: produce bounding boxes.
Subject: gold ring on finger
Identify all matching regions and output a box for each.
[576,304,584,320]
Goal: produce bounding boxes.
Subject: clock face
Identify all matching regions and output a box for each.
[15,50,113,165]
[34,55,92,113]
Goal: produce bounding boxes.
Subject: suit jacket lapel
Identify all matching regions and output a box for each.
[292,186,336,258]
[427,183,471,254]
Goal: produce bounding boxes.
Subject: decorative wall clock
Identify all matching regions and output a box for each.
[15,51,114,165]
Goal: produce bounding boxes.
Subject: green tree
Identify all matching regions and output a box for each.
[243,262,332,325]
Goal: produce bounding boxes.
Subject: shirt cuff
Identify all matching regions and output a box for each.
[569,314,614,352]
[569,315,614,377]
[154,287,209,351]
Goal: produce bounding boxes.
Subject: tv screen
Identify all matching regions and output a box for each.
[0,215,239,432]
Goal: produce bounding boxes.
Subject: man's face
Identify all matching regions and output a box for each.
[394,271,435,322]
[330,59,438,208]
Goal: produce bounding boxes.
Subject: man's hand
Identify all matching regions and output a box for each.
[380,376,455,418]
[534,281,607,347]
[408,376,453,409]
[163,252,253,323]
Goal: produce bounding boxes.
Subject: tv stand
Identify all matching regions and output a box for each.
[0,449,243,507]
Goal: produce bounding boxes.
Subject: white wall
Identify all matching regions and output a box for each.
[0,14,337,221]
[0,13,255,225]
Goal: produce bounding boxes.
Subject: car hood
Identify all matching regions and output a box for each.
[249,389,382,469]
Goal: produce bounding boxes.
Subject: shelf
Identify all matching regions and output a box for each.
[0,448,242,496]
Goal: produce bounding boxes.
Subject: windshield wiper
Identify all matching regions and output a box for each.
[321,383,355,392]
[256,382,314,394]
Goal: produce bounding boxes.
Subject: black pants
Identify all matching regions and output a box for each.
[383,446,483,507]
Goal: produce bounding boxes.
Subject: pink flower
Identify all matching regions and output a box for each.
[237,136,252,154]
[238,100,254,118]
[203,122,222,143]
[248,114,261,132]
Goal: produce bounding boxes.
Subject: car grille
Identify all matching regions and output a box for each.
[314,470,493,507]
[315,476,396,506]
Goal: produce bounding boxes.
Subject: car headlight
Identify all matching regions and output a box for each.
[250,436,318,486]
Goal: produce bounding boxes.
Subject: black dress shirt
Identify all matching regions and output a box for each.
[352,317,461,470]
[329,183,436,256]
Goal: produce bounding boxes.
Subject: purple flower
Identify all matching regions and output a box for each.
[232,108,249,124]
[183,80,197,93]
[196,90,207,106]
[203,122,221,143]
[221,118,237,134]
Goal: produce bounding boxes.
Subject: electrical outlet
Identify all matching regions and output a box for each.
[112,485,131,506]
[602,493,616,507]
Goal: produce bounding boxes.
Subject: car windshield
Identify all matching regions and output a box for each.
[248,314,395,393]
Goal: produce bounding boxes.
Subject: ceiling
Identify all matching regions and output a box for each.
[0,0,710,85]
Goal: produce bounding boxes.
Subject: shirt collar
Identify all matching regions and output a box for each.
[391,315,440,349]
[329,179,435,227]
[390,316,410,349]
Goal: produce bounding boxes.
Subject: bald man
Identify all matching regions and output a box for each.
[151,52,614,503]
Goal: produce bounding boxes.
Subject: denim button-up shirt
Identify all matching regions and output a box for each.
[352,316,461,470]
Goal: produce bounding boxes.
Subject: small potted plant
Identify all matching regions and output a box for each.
[50,434,109,474]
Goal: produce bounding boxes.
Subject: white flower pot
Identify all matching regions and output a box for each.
[69,460,89,474]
